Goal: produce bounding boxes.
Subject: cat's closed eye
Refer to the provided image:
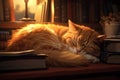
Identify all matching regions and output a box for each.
[81,42,86,47]
[66,38,76,47]
[77,38,88,47]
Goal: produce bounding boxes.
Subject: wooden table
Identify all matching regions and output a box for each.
[0,63,120,80]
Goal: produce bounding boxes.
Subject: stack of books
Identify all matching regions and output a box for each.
[101,38,120,64]
[0,30,11,51]
[0,50,48,72]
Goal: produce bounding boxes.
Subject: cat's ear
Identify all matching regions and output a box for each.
[94,35,106,47]
[68,20,79,32]
[96,35,106,43]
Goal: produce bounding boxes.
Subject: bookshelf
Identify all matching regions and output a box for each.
[0,0,119,23]
[53,0,119,24]
[0,0,15,21]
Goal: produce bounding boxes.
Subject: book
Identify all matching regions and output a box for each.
[67,0,72,21]
[0,41,7,50]
[0,30,11,50]
[101,52,120,64]
[103,39,120,52]
[0,0,4,21]
[0,50,48,72]
[54,0,61,22]
[76,0,82,23]
[2,0,11,21]
[0,30,11,41]
[9,0,15,21]
[81,0,89,23]
[94,0,100,23]
[2,0,15,21]
[106,54,120,64]
[61,0,67,23]
[89,0,100,23]
[100,38,120,64]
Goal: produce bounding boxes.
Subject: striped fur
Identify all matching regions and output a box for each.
[6,20,102,67]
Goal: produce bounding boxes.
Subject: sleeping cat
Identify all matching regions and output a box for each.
[6,20,103,67]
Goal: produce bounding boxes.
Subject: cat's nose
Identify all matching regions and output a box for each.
[76,49,82,54]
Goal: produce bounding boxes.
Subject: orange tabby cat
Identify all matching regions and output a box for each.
[6,20,103,67]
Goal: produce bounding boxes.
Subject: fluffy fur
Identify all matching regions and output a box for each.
[6,20,103,67]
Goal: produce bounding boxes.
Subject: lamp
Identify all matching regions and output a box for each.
[20,0,35,21]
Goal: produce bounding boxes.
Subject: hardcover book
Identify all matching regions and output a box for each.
[0,50,48,72]
[101,52,120,64]
[0,0,4,21]
[0,30,11,50]
[101,38,120,64]
[103,39,120,52]
[54,0,61,22]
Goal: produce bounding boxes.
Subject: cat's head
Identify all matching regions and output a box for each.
[63,20,105,57]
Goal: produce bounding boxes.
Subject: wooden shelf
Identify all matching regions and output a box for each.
[0,21,36,29]
[0,63,120,80]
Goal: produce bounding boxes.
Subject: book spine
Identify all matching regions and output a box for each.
[2,0,11,21]
[9,0,15,21]
[81,0,89,23]
[71,0,76,23]
[0,30,11,50]
[75,0,81,23]
[99,0,104,17]
[0,41,7,51]
[0,0,4,21]
[100,52,120,63]
[54,0,61,22]
[103,41,120,53]
[102,0,112,16]
[2,0,14,21]
[67,0,72,21]
[94,0,100,23]
[89,0,100,23]
[89,0,95,23]
[61,0,67,23]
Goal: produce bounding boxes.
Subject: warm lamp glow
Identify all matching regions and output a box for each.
[14,0,36,13]
[14,0,37,21]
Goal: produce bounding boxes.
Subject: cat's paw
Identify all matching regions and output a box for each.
[90,57,100,63]
[83,54,100,63]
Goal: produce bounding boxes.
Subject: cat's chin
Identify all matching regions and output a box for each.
[68,47,77,53]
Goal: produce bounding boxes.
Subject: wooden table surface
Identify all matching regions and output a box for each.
[0,63,120,80]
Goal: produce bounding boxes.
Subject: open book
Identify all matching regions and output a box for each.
[0,50,48,72]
